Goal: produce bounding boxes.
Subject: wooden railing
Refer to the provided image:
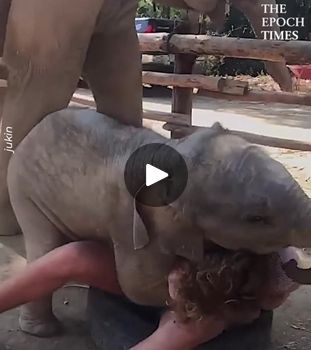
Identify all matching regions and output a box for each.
[1,34,311,150]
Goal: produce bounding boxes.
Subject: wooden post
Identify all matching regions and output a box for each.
[171,12,200,139]
[172,54,195,116]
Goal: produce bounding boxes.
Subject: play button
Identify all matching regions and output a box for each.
[124,143,188,207]
[146,164,168,187]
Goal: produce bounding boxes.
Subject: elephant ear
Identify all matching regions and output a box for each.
[211,121,226,133]
[172,230,204,263]
[132,194,150,250]
[159,206,205,263]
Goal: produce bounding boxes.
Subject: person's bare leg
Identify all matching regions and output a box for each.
[0,241,122,314]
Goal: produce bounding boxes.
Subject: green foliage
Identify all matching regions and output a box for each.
[136,0,183,19]
[137,0,155,17]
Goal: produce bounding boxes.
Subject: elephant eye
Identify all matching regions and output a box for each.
[245,214,271,225]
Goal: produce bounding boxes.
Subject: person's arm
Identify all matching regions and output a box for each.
[131,310,225,350]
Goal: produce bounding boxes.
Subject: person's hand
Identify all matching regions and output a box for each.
[221,303,261,329]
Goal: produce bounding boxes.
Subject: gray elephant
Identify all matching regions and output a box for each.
[0,0,142,236]
[0,0,294,237]
[7,107,310,337]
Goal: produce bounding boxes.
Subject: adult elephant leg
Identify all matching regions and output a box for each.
[0,59,8,79]
[83,3,142,126]
[0,0,102,236]
[233,0,293,92]
[0,84,5,112]
[0,0,11,57]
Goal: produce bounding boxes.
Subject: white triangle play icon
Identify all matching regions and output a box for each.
[146,164,169,187]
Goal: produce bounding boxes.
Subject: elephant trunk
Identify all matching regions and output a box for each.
[280,195,311,284]
[290,197,311,249]
[280,247,311,285]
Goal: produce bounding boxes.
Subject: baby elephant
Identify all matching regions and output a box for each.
[6,108,311,338]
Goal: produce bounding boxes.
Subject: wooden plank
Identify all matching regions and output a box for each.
[143,109,191,126]
[222,79,249,96]
[71,93,95,108]
[138,33,311,64]
[142,72,249,96]
[143,71,225,91]
[163,123,311,151]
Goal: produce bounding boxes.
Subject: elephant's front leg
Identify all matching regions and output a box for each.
[233,0,293,92]
[8,172,68,336]
[83,3,142,126]
[0,0,103,236]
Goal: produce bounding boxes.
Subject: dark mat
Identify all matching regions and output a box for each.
[87,288,273,350]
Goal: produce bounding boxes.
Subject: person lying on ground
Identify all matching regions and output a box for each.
[0,241,299,350]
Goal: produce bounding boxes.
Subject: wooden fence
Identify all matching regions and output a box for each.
[1,34,311,150]
[139,33,311,64]
[136,33,311,151]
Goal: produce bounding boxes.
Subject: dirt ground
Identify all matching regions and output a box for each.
[0,88,310,349]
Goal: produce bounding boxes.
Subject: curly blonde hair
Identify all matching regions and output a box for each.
[170,248,270,322]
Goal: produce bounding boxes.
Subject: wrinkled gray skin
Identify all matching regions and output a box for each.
[157,0,293,92]
[0,0,293,237]
[8,108,311,336]
[0,0,142,237]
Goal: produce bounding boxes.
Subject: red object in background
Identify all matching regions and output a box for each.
[288,65,311,80]
[144,24,156,33]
